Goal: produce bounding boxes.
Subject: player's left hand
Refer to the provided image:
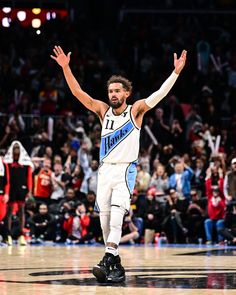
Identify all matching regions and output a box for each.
[174,50,187,74]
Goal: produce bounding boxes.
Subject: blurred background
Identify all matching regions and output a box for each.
[1,0,236,246]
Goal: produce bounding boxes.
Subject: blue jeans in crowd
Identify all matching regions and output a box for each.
[204,218,225,243]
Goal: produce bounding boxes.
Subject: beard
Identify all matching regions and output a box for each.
[109,100,123,109]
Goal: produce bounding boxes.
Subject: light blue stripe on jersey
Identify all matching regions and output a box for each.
[100,120,134,161]
[125,162,137,194]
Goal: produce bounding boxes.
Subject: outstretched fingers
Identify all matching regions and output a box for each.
[181,49,187,59]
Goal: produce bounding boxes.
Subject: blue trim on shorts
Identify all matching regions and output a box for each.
[125,162,137,194]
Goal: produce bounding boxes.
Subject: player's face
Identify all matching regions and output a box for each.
[108,83,129,109]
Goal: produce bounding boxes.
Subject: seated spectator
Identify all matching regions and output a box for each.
[29,203,55,244]
[186,189,207,243]
[120,210,139,245]
[162,188,189,243]
[63,202,91,244]
[84,191,102,242]
[219,201,236,245]
[138,187,164,244]
[204,184,225,245]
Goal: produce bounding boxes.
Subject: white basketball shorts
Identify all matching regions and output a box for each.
[96,162,137,212]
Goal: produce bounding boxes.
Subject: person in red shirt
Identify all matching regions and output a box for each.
[4,141,33,246]
[63,202,91,244]
[204,166,226,244]
[33,158,52,205]
[0,157,10,243]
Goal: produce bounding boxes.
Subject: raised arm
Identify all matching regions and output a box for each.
[132,50,187,128]
[51,46,108,120]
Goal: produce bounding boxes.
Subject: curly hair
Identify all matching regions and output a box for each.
[107,75,132,93]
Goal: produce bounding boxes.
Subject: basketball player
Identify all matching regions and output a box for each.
[51,46,187,283]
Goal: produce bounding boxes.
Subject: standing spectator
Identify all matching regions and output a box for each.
[50,163,67,204]
[0,157,10,244]
[136,164,151,197]
[149,163,169,204]
[87,160,99,194]
[224,158,236,204]
[169,159,193,199]
[192,157,206,196]
[4,141,33,246]
[151,108,170,146]
[33,158,52,205]
[204,184,226,245]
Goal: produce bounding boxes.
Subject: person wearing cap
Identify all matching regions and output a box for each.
[223,158,236,204]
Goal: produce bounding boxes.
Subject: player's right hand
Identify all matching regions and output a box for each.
[50,46,71,68]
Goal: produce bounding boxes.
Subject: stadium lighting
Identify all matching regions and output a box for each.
[52,12,56,19]
[32,18,41,28]
[32,8,41,15]
[17,11,26,22]
[2,17,11,27]
[2,7,11,14]
[36,29,41,35]
[46,12,51,20]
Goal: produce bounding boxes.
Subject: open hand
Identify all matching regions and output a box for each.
[174,50,187,74]
[50,46,71,68]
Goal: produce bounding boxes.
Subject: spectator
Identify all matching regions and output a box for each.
[204,185,226,245]
[50,163,67,204]
[149,163,169,204]
[219,202,236,245]
[224,158,236,204]
[63,202,91,244]
[29,203,55,244]
[186,189,207,243]
[169,159,193,199]
[33,158,53,205]
[4,141,33,246]
[162,188,189,243]
[120,211,139,245]
[0,157,10,244]
[138,187,163,244]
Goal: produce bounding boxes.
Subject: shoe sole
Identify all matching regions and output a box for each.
[107,275,126,283]
[92,266,107,283]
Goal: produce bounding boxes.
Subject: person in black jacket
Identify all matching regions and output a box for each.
[29,203,55,243]
[138,187,164,244]
[218,202,236,245]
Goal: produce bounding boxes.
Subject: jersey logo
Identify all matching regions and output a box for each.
[100,120,134,160]
[123,112,128,117]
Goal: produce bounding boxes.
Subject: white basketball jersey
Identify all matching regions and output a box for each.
[100,105,140,163]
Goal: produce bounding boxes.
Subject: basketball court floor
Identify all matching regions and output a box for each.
[0,243,236,295]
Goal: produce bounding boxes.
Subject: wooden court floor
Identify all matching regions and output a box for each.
[0,244,236,295]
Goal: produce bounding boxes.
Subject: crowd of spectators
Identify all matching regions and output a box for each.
[0,2,236,246]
